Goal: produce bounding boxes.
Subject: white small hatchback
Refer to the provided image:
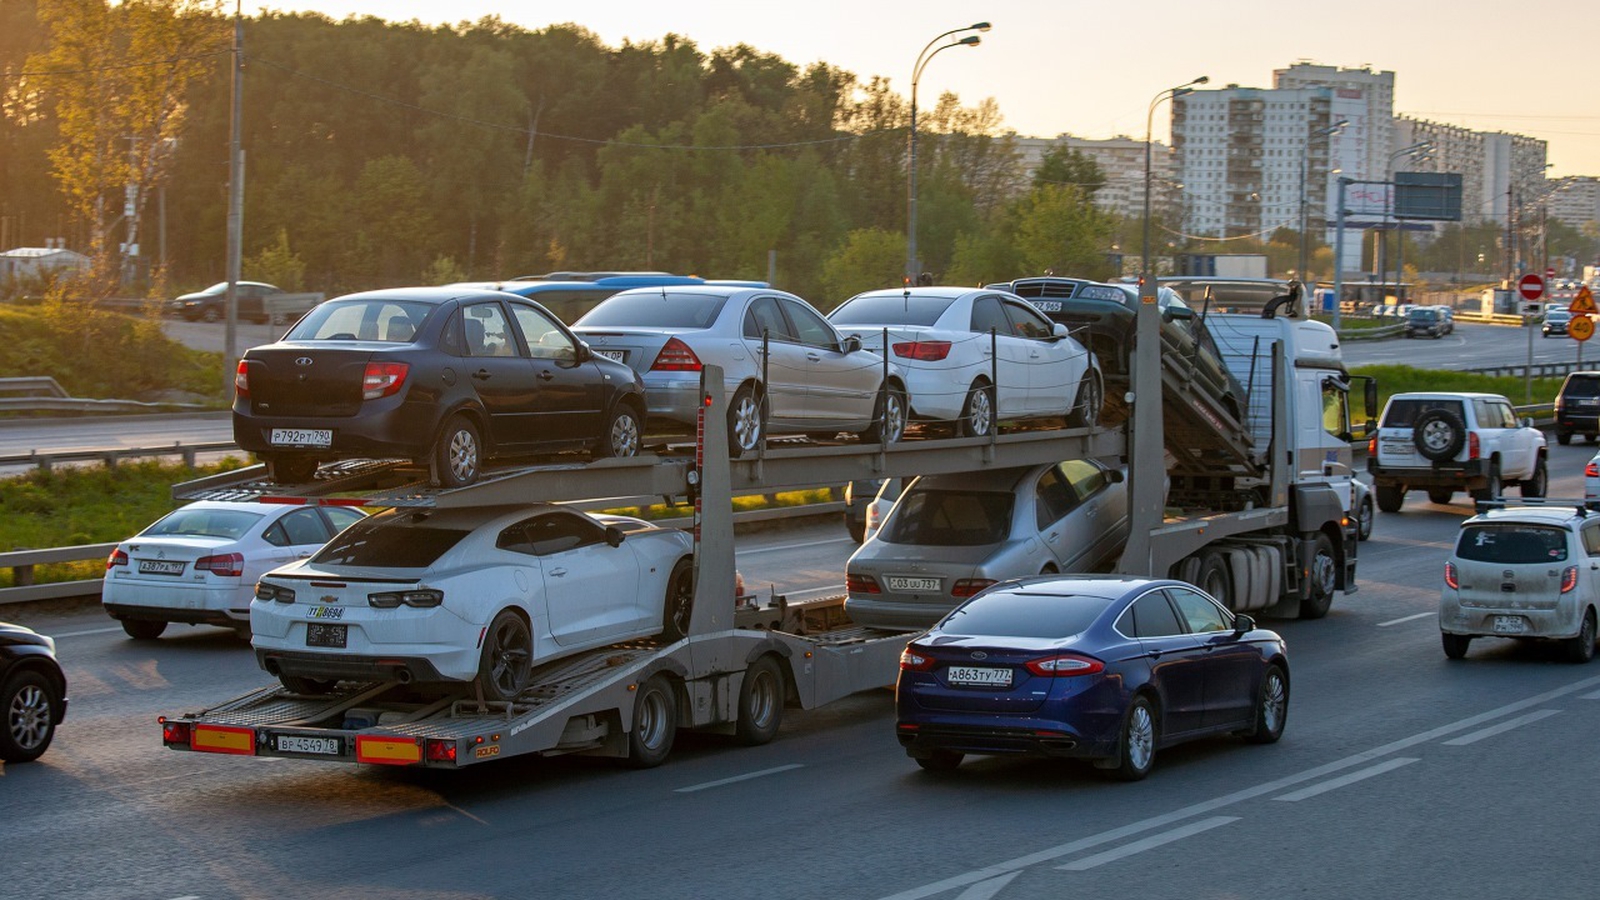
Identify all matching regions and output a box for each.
[1441,503,1600,662]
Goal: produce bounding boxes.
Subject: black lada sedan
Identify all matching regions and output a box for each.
[233,287,647,487]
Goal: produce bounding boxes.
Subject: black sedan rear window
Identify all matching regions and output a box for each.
[941,590,1114,638]
[880,490,1012,546]
[286,299,435,343]
[1456,524,1569,563]
[829,294,954,326]
[576,291,728,328]
[311,513,469,567]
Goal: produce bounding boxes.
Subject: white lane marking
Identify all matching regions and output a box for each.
[675,763,804,793]
[953,872,1020,900]
[1581,689,1600,700]
[1272,757,1419,802]
[1442,709,1561,746]
[1057,817,1240,871]
[876,672,1600,900]
[52,625,124,638]
[1377,612,1434,627]
[737,537,854,555]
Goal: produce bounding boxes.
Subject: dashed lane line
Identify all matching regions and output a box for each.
[675,763,805,793]
[1056,817,1240,871]
[1272,757,1420,802]
[1441,709,1562,746]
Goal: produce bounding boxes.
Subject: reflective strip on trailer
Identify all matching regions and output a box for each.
[192,724,255,755]
[356,735,423,765]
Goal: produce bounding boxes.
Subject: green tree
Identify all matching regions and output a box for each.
[1012,184,1114,277]
[1031,144,1104,196]
[820,227,903,304]
[244,227,304,291]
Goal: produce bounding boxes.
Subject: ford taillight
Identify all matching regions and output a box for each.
[1024,653,1105,677]
[651,338,702,371]
[899,646,936,671]
[362,362,409,400]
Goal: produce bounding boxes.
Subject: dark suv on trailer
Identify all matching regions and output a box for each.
[1555,371,1600,445]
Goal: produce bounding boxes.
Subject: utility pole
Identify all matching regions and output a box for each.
[224,1,243,396]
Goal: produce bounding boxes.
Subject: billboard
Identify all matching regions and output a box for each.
[1394,172,1463,221]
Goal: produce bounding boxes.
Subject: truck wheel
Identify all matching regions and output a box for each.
[279,675,337,695]
[1356,491,1374,541]
[1194,551,1233,609]
[121,619,167,640]
[1522,457,1548,498]
[1,670,61,763]
[265,455,319,485]
[1376,483,1405,513]
[1066,371,1103,428]
[596,403,642,459]
[624,674,677,768]
[660,558,694,641]
[959,381,995,438]
[433,415,481,487]
[1298,533,1337,620]
[734,656,785,746]
[1469,461,1501,502]
[475,610,533,701]
[1413,408,1466,461]
[1426,488,1454,505]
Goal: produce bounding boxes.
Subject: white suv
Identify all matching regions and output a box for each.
[1367,392,1547,512]
[1441,502,1599,662]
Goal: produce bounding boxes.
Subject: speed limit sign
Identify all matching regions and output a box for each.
[1572,315,1594,342]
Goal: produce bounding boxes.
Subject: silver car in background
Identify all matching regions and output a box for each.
[845,460,1129,631]
[572,286,907,455]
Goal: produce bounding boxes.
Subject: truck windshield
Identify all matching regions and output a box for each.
[880,489,1013,546]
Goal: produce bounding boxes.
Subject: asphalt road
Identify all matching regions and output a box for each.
[5,455,1600,900]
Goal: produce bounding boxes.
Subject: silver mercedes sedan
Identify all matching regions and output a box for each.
[844,460,1130,631]
[572,286,907,455]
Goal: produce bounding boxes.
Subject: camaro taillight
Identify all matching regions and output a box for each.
[1562,565,1579,594]
[362,362,410,400]
[846,573,881,594]
[951,578,997,598]
[255,582,295,604]
[368,589,444,609]
[891,340,953,362]
[1444,561,1459,590]
[234,360,249,399]
[899,646,936,671]
[194,552,244,577]
[106,548,128,569]
[1024,653,1106,677]
[651,337,702,371]
[1468,432,1480,460]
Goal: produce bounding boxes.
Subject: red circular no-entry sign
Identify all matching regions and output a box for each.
[1519,274,1546,301]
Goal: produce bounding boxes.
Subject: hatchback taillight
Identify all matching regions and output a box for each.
[107,548,128,569]
[1561,565,1579,594]
[891,340,952,362]
[1468,432,1480,460]
[195,552,244,577]
[1444,561,1459,590]
[1024,653,1105,677]
[651,338,702,371]
[362,362,410,400]
[234,360,249,399]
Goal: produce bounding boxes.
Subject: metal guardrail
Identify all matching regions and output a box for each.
[0,375,210,414]
[0,440,239,471]
[1463,362,1594,380]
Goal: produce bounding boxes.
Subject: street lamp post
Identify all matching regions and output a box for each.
[1333,176,1352,329]
[1298,119,1348,287]
[1142,76,1207,302]
[907,22,988,283]
[1380,140,1432,298]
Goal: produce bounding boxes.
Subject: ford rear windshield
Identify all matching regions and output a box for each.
[1456,524,1569,563]
[1381,398,1465,428]
[942,591,1114,638]
[576,291,728,328]
[143,509,264,540]
[828,294,954,326]
[311,513,469,567]
[880,489,1013,546]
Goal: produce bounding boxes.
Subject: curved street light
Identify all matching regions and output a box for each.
[907,22,989,282]
[1381,140,1433,295]
[1298,118,1349,285]
[1142,76,1207,301]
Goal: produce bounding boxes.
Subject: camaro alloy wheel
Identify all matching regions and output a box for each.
[478,611,533,701]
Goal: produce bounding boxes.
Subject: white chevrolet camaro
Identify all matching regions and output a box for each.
[102,500,366,640]
[249,504,695,700]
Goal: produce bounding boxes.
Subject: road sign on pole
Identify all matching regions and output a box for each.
[1519,274,1546,302]
[1570,285,1597,315]
[1570,315,1594,342]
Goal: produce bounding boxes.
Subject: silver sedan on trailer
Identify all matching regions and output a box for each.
[845,460,1130,631]
[572,286,906,455]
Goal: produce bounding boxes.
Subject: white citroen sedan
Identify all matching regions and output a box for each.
[103,500,366,640]
[249,504,695,699]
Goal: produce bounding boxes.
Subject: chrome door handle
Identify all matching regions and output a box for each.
[807,353,821,362]
[550,567,567,577]
[538,370,554,380]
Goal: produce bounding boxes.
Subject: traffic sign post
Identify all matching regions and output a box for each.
[1570,315,1594,342]
[1519,273,1546,303]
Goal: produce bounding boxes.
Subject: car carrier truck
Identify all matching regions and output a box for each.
[158,283,1371,770]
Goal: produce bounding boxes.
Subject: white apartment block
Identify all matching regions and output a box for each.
[1013,134,1172,220]
[1547,176,1600,231]
[1273,62,1395,181]
[1393,117,1484,224]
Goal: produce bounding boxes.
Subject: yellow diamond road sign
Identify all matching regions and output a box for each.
[1570,285,1597,315]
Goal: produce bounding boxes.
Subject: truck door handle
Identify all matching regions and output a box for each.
[550,567,567,577]
[472,369,491,380]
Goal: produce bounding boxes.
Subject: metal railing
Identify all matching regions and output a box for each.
[0,440,239,471]
[0,375,211,414]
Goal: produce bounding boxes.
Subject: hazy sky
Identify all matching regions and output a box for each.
[250,0,1598,177]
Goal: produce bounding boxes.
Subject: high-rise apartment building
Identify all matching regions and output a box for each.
[1013,134,1171,220]
[1272,62,1395,180]
[1547,176,1600,231]
[1393,117,1484,223]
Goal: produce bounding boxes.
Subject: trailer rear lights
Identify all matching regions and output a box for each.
[191,723,256,755]
[425,739,457,763]
[355,735,423,765]
[160,718,192,747]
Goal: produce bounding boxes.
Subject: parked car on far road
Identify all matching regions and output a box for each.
[895,575,1289,779]
[250,504,695,699]
[1404,306,1447,339]
[1553,370,1600,445]
[1,621,68,763]
[102,500,366,640]
[167,281,286,324]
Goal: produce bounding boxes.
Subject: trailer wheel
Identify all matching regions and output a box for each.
[624,674,677,768]
[734,656,785,746]
[660,558,694,641]
[1194,551,1233,609]
[1298,533,1337,619]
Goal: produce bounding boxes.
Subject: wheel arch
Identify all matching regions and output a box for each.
[437,402,492,455]
[2,656,66,710]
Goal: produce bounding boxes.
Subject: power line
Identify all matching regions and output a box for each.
[3,50,230,78]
